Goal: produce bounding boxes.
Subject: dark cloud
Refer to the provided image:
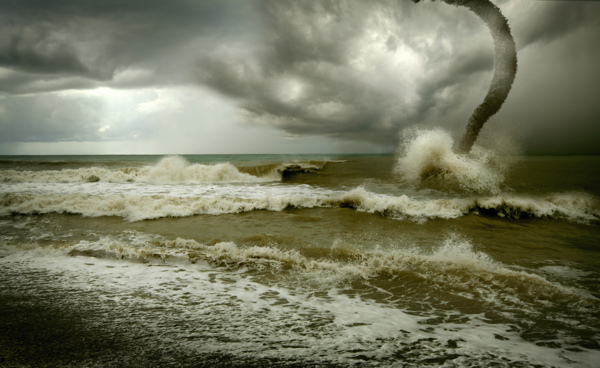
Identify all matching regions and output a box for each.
[496,23,600,155]
[0,0,598,154]
[0,0,256,93]
[513,0,598,48]
[198,0,498,146]
[197,0,600,152]
[0,25,91,77]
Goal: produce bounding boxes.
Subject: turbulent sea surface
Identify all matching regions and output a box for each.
[1,150,599,367]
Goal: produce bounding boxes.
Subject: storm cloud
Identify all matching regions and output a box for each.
[195,0,600,151]
[0,0,255,93]
[0,0,599,154]
[198,0,497,145]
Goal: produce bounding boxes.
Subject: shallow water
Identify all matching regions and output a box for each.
[1,151,599,367]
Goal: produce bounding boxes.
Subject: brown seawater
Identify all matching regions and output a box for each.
[1,148,599,367]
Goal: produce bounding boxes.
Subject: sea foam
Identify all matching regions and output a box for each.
[45,232,592,309]
[394,129,507,194]
[2,187,598,223]
[3,231,598,367]
[0,156,329,185]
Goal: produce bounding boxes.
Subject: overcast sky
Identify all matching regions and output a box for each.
[0,0,599,155]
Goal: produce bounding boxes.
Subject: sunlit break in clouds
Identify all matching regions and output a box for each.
[1,0,599,154]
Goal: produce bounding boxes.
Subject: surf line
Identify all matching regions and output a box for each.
[412,0,518,153]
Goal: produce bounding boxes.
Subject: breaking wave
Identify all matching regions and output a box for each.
[394,129,510,194]
[0,156,330,184]
[59,232,590,309]
[5,232,598,368]
[2,187,598,223]
[238,160,330,179]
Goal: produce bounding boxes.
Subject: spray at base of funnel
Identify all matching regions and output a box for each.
[394,128,508,194]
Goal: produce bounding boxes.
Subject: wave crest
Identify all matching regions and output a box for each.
[394,129,507,194]
[0,156,333,185]
[2,188,597,223]
[61,233,586,308]
[237,160,329,180]
[141,156,266,183]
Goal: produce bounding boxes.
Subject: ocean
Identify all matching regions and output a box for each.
[1,143,599,366]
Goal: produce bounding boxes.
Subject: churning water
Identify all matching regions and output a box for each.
[1,144,599,367]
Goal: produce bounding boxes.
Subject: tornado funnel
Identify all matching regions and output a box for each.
[414,0,518,153]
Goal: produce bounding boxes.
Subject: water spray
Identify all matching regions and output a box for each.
[412,0,517,153]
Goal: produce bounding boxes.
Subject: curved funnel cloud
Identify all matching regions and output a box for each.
[413,0,517,153]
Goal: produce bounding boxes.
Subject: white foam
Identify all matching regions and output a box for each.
[140,156,275,183]
[0,156,276,184]
[39,232,589,306]
[2,235,598,367]
[475,192,600,222]
[1,184,598,223]
[394,129,507,194]
[0,156,336,185]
